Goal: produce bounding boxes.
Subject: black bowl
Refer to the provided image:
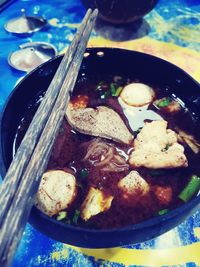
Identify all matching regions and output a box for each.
[0,48,200,248]
[81,0,159,24]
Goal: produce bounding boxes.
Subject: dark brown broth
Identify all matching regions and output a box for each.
[14,74,200,229]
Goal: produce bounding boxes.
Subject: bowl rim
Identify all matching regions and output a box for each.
[0,47,200,234]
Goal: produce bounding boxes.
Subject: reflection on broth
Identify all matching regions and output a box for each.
[14,74,200,229]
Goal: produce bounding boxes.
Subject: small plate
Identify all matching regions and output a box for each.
[8,42,57,72]
[4,9,47,36]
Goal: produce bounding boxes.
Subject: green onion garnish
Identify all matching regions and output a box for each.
[158,209,169,215]
[161,143,171,152]
[178,175,200,202]
[56,211,67,221]
[157,97,172,108]
[110,83,123,97]
[113,86,123,96]
[110,83,116,96]
[72,209,80,224]
[165,143,170,150]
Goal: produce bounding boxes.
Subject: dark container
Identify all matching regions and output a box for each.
[81,0,159,24]
[0,48,200,248]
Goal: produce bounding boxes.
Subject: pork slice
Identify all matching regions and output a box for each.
[66,106,134,145]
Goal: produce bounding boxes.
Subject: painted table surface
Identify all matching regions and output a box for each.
[0,0,200,266]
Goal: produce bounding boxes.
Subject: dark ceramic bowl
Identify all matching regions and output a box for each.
[81,0,159,24]
[0,48,200,248]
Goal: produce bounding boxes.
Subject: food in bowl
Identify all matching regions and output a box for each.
[14,72,200,229]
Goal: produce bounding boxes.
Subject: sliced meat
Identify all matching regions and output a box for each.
[120,83,155,107]
[35,170,77,217]
[66,105,134,144]
[118,170,150,199]
[129,120,188,169]
[81,187,113,221]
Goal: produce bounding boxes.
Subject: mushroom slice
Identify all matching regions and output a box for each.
[120,83,155,107]
[81,187,113,221]
[66,105,134,145]
[35,170,77,217]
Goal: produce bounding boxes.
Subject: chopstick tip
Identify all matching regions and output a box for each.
[93,8,99,16]
[86,8,92,16]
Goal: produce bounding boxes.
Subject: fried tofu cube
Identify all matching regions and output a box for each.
[81,187,113,221]
[118,171,150,199]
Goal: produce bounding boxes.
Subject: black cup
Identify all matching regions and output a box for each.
[81,0,159,24]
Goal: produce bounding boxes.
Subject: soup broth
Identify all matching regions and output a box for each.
[14,73,200,229]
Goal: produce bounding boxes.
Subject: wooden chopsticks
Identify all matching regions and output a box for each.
[0,9,98,267]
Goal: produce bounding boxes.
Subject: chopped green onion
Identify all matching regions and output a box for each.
[113,86,123,97]
[158,209,169,215]
[162,143,171,152]
[109,83,123,97]
[165,143,170,150]
[80,168,88,179]
[98,82,123,99]
[178,175,200,202]
[56,211,67,221]
[72,209,80,224]
[110,83,116,96]
[157,97,172,108]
